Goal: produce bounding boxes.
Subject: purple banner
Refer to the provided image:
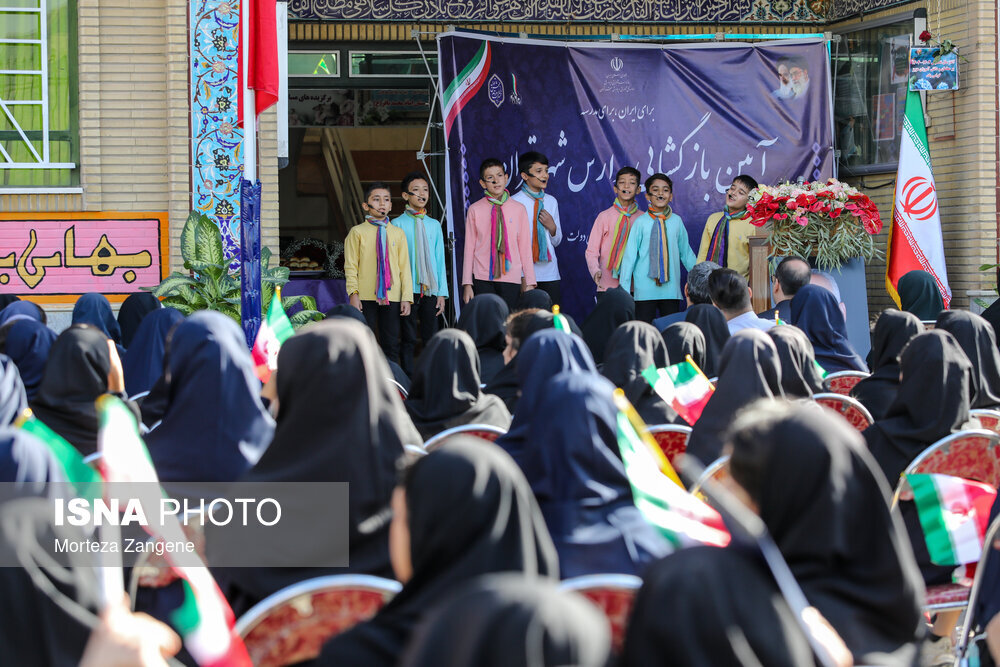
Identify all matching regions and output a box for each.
[439,34,834,320]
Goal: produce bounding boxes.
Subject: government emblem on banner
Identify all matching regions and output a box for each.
[509,73,522,105]
[488,74,504,108]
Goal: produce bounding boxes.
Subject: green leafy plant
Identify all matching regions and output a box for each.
[144,212,322,328]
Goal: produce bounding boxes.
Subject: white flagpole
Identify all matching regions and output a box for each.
[241,0,256,182]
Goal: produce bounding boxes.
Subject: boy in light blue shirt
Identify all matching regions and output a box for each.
[391,171,449,374]
[617,173,697,323]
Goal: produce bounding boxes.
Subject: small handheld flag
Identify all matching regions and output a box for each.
[552,304,571,333]
[908,473,996,568]
[641,356,715,425]
[251,286,294,383]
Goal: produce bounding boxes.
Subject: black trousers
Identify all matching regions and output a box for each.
[473,279,521,313]
[400,294,440,375]
[536,280,562,309]
[361,300,401,363]
[635,299,680,324]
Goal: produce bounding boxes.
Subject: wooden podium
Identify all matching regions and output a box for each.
[748,237,771,314]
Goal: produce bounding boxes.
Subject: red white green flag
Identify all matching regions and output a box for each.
[441,40,491,140]
[16,410,102,500]
[97,396,252,667]
[613,391,729,549]
[641,357,715,425]
[251,288,294,383]
[908,473,996,567]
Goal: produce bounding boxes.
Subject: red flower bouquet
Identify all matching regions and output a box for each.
[746,179,883,270]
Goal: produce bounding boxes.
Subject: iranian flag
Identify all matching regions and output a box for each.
[641,357,715,425]
[908,473,996,566]
[886,90,951,308]
[251,288,294,383]
[17,410,102,499]
[613,392,729,549]
[441,40,491,140]
[97,396,252,667]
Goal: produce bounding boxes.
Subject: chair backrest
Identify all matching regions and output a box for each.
[403,443,427,458]
[388,379,408,400]
[971,409,1000,435]
[956,514,1000,659]
[560,574,642,655]
[646,424,692,464]
[891,429,1000,509]
[813,393,874,432]
[823,370,869,396]
[690,455,730,496]
[423,423,508,451]
[236,574,403,667]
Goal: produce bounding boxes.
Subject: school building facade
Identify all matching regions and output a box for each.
[0,0,996,318]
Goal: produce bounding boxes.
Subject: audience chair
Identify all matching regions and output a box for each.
[971,409,1000,436]
[823,370,869,396]
[813,393,874,432]
[423,423,507,452]
[403,443,427,458]
[645,424,692,464]
[388,378,408,400]
[127,510,207,609]
[235,574,402,667]
[560,574,642,655]
[690,455,730,496]
[955,515,1000,662]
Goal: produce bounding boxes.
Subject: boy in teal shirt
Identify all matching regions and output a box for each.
[391,171,449,374]
[617,173,698,323]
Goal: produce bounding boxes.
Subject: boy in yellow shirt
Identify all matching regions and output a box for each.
[345,181,413,363]
[697,175,759,279]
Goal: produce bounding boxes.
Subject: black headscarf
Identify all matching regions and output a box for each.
[144,311,274,483]
[496,330,597,473]
[729,402,925,665]
[71,292,124,356]
[227,320,421,612]
[621,546,815,667]
[935,310,1000,409]
[0,355,27,427]
[683,304,730,377]
[122,307,184,397]
[581,287,635,365]
[863,330,975,486]
[790,284,866,373]
[1,320,55,403]
[851,309,922,421]
[318,438,559,667]
[527,372,671,578]
[457,294,510,385]
[687,329,783,464]
[116,292,161,348]
[29,325,111,456]
[0,294,19,310]
[404,329,511,440]
[662,321,707,370]
[326,304,411,392]
[767,325,825,398]
[402,574,610,667]
[516,288,553,311]
[601,321,682,425]
[897,270,944,321]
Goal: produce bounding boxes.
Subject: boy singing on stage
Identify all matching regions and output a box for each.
[617,173,697,322]
[697,175,759,279]
[585,166,642,296]
[345,181,413,363]
[462,158,536,311]
[511,151,563,305]
[391,171,448,375]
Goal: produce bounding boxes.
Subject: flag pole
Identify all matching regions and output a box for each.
[241,0,256,183]
[239,0,262,347]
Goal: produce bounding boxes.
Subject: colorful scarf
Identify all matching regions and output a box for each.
[406,207,437,295]
[367,215,392,304]
[647,206,672,286]
[485,190,512,279]
[606,198,639,274]
[705,208,748,268]
[522,186,549,264]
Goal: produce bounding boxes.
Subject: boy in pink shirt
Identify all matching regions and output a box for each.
[585,166,642,295]
[462,158,537,311]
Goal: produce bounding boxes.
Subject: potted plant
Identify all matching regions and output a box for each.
[746,178,883,271]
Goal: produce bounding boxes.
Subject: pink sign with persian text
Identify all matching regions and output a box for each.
[0,214,167,296]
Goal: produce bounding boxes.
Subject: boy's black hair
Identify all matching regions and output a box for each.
[614,166,641,184]
[479,158,506,180]
[732,175,759,192]
[518,151,549,177]
[364,181,391,200]
[645,173,672,192]
[708,268,751,313]
[401,172,429,194]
